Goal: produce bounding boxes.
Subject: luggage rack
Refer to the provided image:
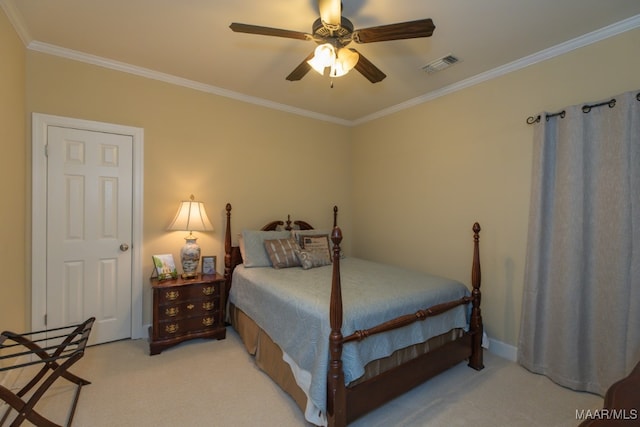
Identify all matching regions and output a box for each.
[0,318,95,427]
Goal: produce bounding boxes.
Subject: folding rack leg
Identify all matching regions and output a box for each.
[0,318,94,427]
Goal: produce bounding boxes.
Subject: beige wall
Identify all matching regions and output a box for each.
[351,28,640,346]
[0,9,26,333]
[4,5,640,350]
[24,52,352,326]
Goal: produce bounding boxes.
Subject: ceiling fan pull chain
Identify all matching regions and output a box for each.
[330,79,334,88]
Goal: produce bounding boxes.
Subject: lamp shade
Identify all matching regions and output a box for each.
[167,195,214,232]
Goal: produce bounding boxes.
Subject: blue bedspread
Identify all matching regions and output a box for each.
[229,257,470,424]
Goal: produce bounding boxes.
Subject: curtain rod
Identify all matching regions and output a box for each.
[526,92,640,125]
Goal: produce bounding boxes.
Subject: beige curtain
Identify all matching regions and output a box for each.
[518,90,640,395]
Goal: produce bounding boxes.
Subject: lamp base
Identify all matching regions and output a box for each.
[180,236,201,280]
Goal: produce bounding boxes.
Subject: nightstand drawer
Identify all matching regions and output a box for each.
[157,299,220,321]
[156,313,222,339]
[150,273,226,355]
[159,282,220,304]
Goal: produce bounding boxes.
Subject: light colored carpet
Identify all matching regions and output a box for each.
[2,329,602,426]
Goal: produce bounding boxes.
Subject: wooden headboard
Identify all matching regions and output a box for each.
[223,203,339,296]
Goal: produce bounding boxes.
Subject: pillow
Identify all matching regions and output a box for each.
[241,230,292,267]
[264,238,301,269]
[300,235,331,257]
[294,234,331,270]
[295,248,332,270]
[293,229,343,259]
[292,229,332,247]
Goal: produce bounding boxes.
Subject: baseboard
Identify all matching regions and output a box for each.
[487,337,518,362]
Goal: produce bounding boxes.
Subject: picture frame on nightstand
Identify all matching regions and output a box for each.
[152,254,178,280]
[202,255,216,275]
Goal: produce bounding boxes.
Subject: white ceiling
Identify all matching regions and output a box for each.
[4,0,640,124]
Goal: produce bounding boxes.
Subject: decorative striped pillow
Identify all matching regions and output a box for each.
[264,238,301,269]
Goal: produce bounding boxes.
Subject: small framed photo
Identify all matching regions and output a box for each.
[202,255,216,275]
[152,254,178,281]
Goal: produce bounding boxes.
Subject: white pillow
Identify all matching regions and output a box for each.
[241,230,292,267]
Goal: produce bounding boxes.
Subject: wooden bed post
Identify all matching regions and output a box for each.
[224,203,233,299]
[327,224,347,427]
[468,222,484,370]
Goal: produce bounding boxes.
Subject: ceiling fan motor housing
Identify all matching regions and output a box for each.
[312,17,354,47]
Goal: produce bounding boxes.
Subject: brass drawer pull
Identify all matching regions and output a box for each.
[187,304,195,310]
[202,301,214,311]
[165,290,179,301]
[165,307,179,317]
[165,324,179,334]
[202,317,214,327]
[202,286,215,296]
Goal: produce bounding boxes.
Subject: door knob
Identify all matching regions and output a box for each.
[120,243,130,252]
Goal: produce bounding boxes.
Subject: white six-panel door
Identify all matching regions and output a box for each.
[46,126,133,344]
[31,113,144,345]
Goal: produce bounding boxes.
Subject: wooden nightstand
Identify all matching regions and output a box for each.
[149,273,226,355]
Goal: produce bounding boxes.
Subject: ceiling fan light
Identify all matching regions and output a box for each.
[308,43,335,75]
[330,64,348,78]
[330,48,359,77]
[308,57,328,75]
[338,48,359,71]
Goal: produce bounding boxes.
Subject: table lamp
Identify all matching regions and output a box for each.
[167,194,214,278]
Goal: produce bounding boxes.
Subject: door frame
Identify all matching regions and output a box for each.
[31,113,144,339]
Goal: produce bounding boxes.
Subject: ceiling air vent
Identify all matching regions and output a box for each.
[422,54,460,74]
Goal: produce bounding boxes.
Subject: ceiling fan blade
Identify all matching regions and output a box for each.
[318,0,341,27]
[353,18,435,43]
[352,50,386,83]
[230,23,310,41]
[286,51,316,81]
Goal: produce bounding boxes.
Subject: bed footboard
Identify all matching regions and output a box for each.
[222,203,484,427]
[327,222,483,427]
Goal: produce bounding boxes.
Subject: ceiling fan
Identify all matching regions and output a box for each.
[230,0,435,83]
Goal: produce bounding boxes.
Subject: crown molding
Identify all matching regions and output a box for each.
[26,40,352,127]
[353,14,640,125]
[1,0,32,45]
[6,1,639,127]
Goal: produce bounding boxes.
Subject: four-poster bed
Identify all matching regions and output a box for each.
[223,203,484,426]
